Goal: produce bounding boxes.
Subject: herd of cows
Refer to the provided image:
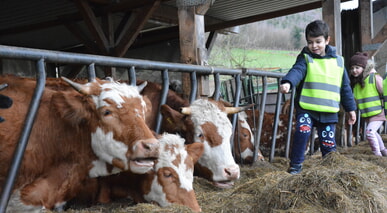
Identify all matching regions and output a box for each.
[0,75,295,212]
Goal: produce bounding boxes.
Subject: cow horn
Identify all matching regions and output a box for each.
[180,107,191,115]
[225,104,253,114]
[61,76,92,95]
[137,81,148,92]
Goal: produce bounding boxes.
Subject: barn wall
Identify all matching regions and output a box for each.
[0,39,183,84]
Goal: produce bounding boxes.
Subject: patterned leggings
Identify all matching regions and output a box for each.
[290,112,336,165]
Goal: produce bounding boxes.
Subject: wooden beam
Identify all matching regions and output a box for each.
[64,23,101,53]
[178,7,197,64]
[114,0,161,57]
[75,0,110,55]
[322,0,342,55]
[372,23,387,44]
[359,0,373,52]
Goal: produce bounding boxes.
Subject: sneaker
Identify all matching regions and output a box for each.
[381,149,387,157]
[288,164,302,174]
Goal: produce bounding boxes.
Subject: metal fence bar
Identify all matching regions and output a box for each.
[269,80,283,162]
[155,69,169,134]
[230,74,242,154]
[128,66,136,86]
[213,73,220,100]
[252,76,268,163]
[0,59,46,213]
[284,89,295,159]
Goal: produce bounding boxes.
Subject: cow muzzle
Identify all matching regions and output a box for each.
[129,138,160,174]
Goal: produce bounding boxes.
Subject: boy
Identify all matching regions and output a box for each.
[280,20,357,174]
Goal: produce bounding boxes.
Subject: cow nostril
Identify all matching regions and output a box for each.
[224,168,231,176]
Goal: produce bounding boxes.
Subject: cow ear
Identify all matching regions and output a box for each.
[52,92,94,126]
[160,104,185,132]
[186,142,204,164]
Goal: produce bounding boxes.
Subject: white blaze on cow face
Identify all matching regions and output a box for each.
[89,81,151,175]
[189,99,240,182]
[144,133,194,206]
[237,111,254,160]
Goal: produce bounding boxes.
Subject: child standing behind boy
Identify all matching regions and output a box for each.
[280,20,357,174]
[350,52,387,157]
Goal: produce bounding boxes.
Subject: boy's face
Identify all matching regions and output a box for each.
[306,35,330,56]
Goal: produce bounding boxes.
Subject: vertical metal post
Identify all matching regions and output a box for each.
[128,66,136,86]
[0,59,46,213]
[269,79,282,162]
[285,89,295,159]
[213,73,220,100]
[88,63,96,81]
[230,74,241,155]
[189,72,197,103]
[252,76,268,163]
[155,69,169,134]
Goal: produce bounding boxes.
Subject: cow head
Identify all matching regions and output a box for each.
[160,98,242,188]
[59,77,159,176]
[233,111,265,164]
[143,133,203,212]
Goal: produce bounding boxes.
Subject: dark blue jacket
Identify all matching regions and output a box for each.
[281,45,357,123]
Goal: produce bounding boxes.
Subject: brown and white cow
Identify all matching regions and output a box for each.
[0,75,159,211]
[245,109,295,157]
[220,100,265,164]
[87,133,204,212]
[160,98,245,188]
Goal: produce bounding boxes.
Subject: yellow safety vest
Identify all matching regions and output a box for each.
[353,73,382,118]
[299,54,344,112]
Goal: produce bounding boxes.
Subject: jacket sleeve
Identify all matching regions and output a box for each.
[340,68,357,112]
[280,52,307,89]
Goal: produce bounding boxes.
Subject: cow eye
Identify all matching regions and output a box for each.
[163,170,172,178]
[103,110,112,116]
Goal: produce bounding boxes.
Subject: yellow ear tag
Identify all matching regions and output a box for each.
[166,117,174,125]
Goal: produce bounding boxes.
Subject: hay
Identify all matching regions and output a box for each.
[61,140,387,213]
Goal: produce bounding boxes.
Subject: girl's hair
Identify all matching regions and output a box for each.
[350,73,365,89]
[305,20,329,39]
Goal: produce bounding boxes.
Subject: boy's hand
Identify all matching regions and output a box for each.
[280,83,290,94]
[347,111,356,125]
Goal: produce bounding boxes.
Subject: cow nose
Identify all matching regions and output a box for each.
[139,138,160,155]
[224,165,240,180]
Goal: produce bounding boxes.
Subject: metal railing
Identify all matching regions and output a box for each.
[0,44,355,211]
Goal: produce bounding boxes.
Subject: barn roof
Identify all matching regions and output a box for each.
[0,0,353,53]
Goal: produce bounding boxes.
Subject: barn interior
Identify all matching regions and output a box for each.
[0,0,387,212]
[0,0,386,80]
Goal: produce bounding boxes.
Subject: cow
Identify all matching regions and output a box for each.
[0,75,159,211]
[77,133,204,212]
[220,100,265,164]
[159,98,247,188]
[245,109,295,157]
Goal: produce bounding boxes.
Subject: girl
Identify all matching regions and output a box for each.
[350,52,387,156]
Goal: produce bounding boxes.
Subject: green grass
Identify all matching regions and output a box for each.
[208,48,299,70]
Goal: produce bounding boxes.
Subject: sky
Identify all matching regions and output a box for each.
[341,0,377,10]
[341,0,358,10]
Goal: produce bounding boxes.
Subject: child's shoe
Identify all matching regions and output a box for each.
[288,164,302,174]
[381,149,387,157]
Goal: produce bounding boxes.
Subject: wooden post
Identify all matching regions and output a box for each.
[359,0,373,54]
[177,1,212,99]
[322,0,342,55]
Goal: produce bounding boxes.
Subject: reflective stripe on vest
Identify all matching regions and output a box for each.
[354,73,382,118]
[299,54,344,113]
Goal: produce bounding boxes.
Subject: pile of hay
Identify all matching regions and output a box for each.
[61,140,387,213]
